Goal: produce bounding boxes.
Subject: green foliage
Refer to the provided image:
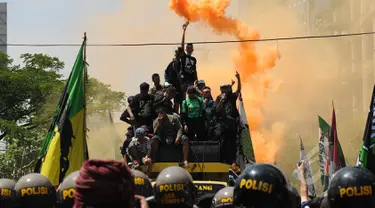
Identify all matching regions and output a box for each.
[86,76,126,116]
[0,52,126,180]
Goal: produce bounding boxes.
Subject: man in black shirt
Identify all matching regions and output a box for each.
[213,72,241,166]
[180,22,198,93]
[128,82,155,131]
[120,96,135,125]
[149,73,164,95]
[165,47,185,112]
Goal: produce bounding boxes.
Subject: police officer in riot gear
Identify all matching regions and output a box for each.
[327,166,375,208]
[132,169,154,198]
[233,163,295,208]
[14,173,56,208]
[211,187,234,208]
[0,178,17,207]
[153,166,196,208]
[56,170,80,208]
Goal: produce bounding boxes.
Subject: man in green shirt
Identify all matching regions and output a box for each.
[181,86,207,141]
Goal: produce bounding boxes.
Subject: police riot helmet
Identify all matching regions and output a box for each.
[132,169,154,198]
[233,163,289,208]
[154,166,195,207]
[0,178,17,207]
[212,187,234,208]
[286,185,301,208]
[14,173,56,208]
[327,166,375,208]
[56,171,79,208]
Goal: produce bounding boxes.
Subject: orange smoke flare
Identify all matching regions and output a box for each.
[169,0,282,163]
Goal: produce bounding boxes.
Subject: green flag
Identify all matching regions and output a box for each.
[34,38,88,186]
[318,116,330,188]
[356,85,375,176]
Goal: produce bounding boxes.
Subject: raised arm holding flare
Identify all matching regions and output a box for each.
[181,21,189,50]
[179,21,198,96]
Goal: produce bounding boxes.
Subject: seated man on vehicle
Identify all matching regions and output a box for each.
[127,127,152,176]
[181,86,207,141]
[120,126,134,163]
[148,106,190,168]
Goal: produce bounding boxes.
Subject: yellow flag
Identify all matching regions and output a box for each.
[35,39,87,186]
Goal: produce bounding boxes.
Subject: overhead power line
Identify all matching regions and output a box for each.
[4,31,375,47]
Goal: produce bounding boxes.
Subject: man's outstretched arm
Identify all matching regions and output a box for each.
[181,21,189,50]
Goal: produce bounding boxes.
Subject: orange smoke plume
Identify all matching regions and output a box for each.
[169,0,282,163]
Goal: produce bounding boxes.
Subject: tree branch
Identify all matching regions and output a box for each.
[21,160,36,169]
[0,108,7,115]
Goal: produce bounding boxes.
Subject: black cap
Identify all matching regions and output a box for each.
[140,82,150,90]
[57,171,80,208]
[15,173,56,208]
[0,178,17,208]
[328,166,375,208]
[186,86,196,95]
[233,163,289,208]
[127,96,134,103]
[212,187,234,208]
[154,166,195,207]
[132,170,154,198]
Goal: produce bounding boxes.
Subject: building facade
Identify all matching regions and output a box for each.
[237,0,375,116]
[287,0,375,117]
[0,3,7,54]
[0,2,7,151]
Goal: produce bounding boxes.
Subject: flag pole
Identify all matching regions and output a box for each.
[83,32,89,160]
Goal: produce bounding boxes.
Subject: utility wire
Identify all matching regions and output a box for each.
[4,31,375,47]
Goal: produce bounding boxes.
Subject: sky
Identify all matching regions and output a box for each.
[5,0,122,76]
[3,0,242,94]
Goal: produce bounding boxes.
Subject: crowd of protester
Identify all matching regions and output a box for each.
[1,159,375,207]
[120,21,243,174]
[3,22,375,208]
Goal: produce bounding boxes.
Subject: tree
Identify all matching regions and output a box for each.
[0,52,126,179]
[86,76,126,115]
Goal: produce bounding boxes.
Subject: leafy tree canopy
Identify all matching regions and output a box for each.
[0,52,126,179]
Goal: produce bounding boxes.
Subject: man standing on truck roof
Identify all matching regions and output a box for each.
[213,72,241,167]
[128,82,155,131]
[165,47,185,113]
[180,21,198,98]
[149,73,164,96]
[181,86,207,141]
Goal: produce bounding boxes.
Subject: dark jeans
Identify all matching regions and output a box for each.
[186,117,207,141]
[151,134,189,145]
[221,129,237,164]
